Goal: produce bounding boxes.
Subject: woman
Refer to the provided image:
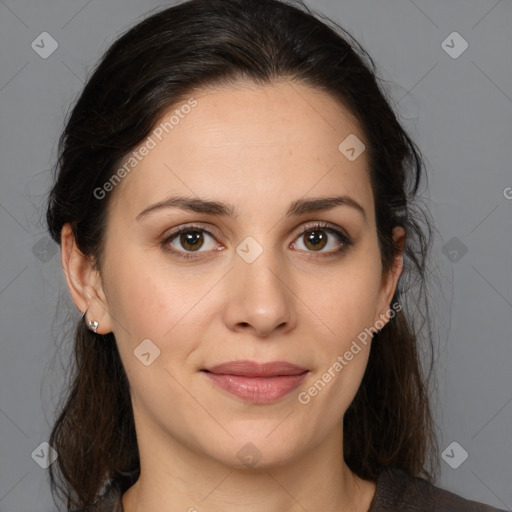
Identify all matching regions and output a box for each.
[45,0,506,510]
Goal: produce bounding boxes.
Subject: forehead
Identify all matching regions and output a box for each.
[109,80,373,221]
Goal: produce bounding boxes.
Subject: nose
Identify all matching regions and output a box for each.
[222,248,297,338]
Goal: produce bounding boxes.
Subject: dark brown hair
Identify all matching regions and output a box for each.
[46,0,439,509]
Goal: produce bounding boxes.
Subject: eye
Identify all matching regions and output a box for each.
[161,221,353,260]
[291,221,352,257]
[162,224,221,259]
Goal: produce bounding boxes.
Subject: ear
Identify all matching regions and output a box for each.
[60,223,113,334]
[373,226,405,327]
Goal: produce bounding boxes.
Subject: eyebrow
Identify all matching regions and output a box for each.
[136,194,367,223]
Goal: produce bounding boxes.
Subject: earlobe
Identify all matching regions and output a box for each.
[60,223,113,334]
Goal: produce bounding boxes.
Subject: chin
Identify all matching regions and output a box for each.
[201,433,305,471]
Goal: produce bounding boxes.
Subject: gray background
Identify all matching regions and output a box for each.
[0,0,511,510]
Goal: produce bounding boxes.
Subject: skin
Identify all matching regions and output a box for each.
[61,80,404,512]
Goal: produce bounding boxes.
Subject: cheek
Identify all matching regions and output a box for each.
[306,247,382,401]
[302,283,378,421]
[298,328,372,426]
[316,263,383,341]
[104,253,206,401]
[103,242,203,339]
[102,245,226,390]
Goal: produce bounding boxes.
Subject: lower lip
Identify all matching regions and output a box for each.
[203,371,308,404]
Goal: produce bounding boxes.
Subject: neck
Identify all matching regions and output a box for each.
[122,422,376,512]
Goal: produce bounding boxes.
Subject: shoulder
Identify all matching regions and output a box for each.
[369,467,507,512]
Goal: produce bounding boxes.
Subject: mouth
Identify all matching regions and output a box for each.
[202,360,309,377]
[201,360,309,404]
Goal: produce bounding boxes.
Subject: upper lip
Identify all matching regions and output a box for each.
[202,360,309,377]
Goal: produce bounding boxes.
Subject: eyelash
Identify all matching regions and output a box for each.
[161,221,353,260]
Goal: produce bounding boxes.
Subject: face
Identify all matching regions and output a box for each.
[69,80,403,470]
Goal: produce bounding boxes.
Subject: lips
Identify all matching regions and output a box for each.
[201,360,309,404]
[202,360,308,377]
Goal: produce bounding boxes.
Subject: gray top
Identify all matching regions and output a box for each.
[82,467,506,512]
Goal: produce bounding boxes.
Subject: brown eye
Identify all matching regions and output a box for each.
[179,231,205,251]
[303,229,328,251]
[292,222,353,257]
[163,225,219,259]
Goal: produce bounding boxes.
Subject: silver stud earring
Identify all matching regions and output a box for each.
[88,320,99,333]
[82,309,98,333]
